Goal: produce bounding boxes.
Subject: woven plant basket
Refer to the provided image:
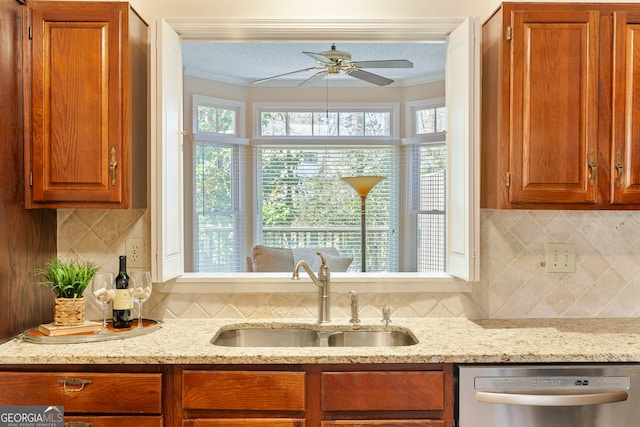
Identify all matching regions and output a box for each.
[53,297,85,326]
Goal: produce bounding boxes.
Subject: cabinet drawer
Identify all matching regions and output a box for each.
[183,370,305,411]
[322,422,443,427]
[321,371,444,411]
[0,372,162,413]
[183,419,305,427]
[65,415,162,427]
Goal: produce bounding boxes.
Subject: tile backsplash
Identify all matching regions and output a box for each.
[58,209,640,320]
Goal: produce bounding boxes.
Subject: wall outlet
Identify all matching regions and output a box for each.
[126,238,146,268]
[545,243,576,273]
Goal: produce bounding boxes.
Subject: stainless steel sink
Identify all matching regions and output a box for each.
[211,325,417,347]
[212,327,320,347]
[327,330,418,347]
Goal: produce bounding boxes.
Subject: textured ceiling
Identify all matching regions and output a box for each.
[181,41,446,87]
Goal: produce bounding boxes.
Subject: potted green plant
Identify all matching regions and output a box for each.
[34,258,100,326]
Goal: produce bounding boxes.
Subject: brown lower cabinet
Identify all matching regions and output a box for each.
[177,364,453,427]
[0,363,453,427]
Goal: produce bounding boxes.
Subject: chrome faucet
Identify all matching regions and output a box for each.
[347,290,360,324]
[382,303,392,325]
[292,252,331,323]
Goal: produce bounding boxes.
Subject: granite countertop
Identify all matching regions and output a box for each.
[1,318,640,365]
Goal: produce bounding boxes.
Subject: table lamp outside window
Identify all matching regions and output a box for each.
[341,176,386,272]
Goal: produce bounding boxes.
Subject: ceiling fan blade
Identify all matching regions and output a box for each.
[351,59,414,69]
[346,69,393,86]
[298,70,328,87]
[251,67,319,84]
[303,51,334,65]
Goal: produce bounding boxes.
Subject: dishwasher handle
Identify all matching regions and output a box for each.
[476,390,628,407]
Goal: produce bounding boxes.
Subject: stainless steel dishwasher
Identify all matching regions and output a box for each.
[456,364,640,427]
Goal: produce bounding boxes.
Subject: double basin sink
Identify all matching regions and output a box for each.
[211,324,418,348]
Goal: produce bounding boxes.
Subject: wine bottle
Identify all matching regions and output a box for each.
[112,255,132,328]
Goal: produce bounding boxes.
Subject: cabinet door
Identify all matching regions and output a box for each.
[25,1,148,208]
[509,10,600,204]
[29,2,127,206]
[611,11,640,204]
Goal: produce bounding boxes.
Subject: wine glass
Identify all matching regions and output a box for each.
[130,271,152,328]
[91,272,114,333]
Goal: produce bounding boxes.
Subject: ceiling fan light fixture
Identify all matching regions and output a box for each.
[254,43,413,87]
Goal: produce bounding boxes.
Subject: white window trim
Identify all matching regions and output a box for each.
[192,94,250,145]
[403,97,447,145]
[151,17,480,293]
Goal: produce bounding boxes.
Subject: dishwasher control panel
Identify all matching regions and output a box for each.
[475,376,631,391]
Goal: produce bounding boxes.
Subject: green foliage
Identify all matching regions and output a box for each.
[33,258,100,299]
[194,145,232,215]
[197,106,235,134]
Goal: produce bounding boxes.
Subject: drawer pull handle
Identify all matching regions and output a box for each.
[64,422,94,427]
[109,147,117,186]
[616,150,624,188]
[58,378,92,392]
[588,149,597,187]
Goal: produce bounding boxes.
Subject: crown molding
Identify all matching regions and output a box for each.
[166,18,464,41]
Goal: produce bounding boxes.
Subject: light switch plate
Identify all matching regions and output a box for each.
[545,243,576,273]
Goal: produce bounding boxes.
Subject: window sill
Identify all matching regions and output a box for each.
[157,272,473,294]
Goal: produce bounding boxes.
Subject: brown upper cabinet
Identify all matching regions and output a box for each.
[482,3,640,209]
[25,1,147,209]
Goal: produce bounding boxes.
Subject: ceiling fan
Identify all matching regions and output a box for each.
[251,44,414,87]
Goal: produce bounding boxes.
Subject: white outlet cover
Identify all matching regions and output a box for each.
[545,243,576,273]
[126,238,146,268]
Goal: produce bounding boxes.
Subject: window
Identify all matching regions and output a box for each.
[188,102,451,273]
[197,105,235,134]
[256,144,397,272]
[416,105,447,135]
[190,103,400,272]
[153,17,479,285]
[260,110,392,137]
[413,144,446,272]
[406,98,448,272]
[189,95,247,272]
